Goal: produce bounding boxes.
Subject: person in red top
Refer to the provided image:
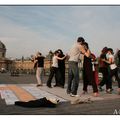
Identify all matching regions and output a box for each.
[98,47,110,91]
[91,53,99,86]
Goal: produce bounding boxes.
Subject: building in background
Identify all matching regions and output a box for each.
[0,41,12,72]
[0,41,69,75]
[0,40,6,58]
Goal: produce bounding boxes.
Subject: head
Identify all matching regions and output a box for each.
[107,48,114,55]
[77,37,85,44]
[117,50,120,56]
[118,50,120,60]
[57,49,63,55]
[82,42,89,51]
[54,50,59,56]
[101,47,108,54]
[36,52,41,57]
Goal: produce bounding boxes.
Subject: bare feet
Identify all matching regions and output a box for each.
[117,88,120,95]
[81,91,88,95]
[93,92,99,97]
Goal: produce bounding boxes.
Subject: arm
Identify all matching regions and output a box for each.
[102,57,113,64]
[33,56,38,64]
[56,55,66,60]
[34,59,38,64]
[84,49,91,58]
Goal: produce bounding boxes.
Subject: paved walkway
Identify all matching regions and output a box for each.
[0,73,120,115]
[0,83,120,105]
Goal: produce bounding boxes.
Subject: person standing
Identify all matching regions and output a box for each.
[91,53,99,86]
[67,37,85,97]
[116,50,120,79]
[118,50,120,67]
[34,52,45,87]
[103,48,120,94]
[98,47,110,91]
[47,51,66,88]
[114,49,120,67]
[81,42,98,97]
[54,49,66,88]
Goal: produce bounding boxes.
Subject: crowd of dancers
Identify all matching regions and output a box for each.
[32,37,120,97]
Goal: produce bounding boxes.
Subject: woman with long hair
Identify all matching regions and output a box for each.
[81,42,98,97]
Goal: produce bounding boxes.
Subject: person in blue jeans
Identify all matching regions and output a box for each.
[67,37,85,97]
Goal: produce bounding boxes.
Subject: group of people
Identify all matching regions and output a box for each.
[32,37,120,97]
[32,49,66,88]
[67,37,99,97]
[99,47,120,94]
[47,49,66,88]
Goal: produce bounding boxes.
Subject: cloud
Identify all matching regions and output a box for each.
[0,6,120,58]
[0,14,71,58]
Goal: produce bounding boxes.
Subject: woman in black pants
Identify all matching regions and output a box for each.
[81,42,98,97]
[47,51,66,88]
[54,49,66,88]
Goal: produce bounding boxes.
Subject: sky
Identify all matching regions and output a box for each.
[0,5,120,58]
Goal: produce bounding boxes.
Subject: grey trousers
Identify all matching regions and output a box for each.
[67,61,80,95]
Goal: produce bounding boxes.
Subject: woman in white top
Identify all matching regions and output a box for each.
[47,50,66,88]
[103,48,120,94]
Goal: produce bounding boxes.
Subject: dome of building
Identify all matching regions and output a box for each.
[0,41,6,49]
[0,41,6,58]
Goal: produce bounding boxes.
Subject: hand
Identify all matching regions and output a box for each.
[66,54,70,60]
[102,59,106,62]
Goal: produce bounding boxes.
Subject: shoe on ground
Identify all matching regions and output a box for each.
[36,84,43,87]
[59,85,64,88]
[99,86,104,91]
[53,84,59,87]
[70,93,79,97]
[67,90,71,94]
[47,84,52,88]
[54,84,64,88]
[110,88,114,92]
[106,89,112,94]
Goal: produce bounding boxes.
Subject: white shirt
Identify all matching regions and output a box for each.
[107,54,117,70]
[68,43,82,62]
[52,55,58,68]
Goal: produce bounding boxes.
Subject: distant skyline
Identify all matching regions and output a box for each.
[0,6,120,58]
